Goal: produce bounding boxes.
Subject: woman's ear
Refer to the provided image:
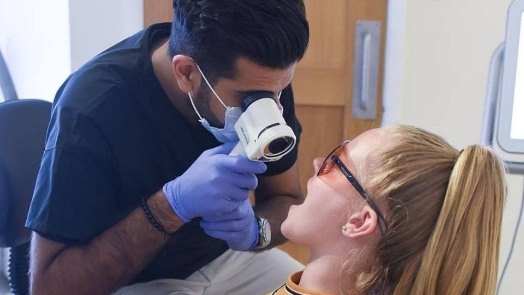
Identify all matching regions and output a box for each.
[342,206,378,239]
[172,55,201,93]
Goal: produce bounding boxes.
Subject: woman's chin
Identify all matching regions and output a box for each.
[280,217,295,241]
[282,205,309,241]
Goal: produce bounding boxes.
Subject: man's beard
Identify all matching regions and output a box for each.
[193,83,223,128]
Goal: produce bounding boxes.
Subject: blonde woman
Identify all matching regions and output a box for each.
[274,125,506,295]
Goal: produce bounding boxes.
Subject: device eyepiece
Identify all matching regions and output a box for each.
[265,136,295,156]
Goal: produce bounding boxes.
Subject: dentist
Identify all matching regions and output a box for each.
[26,1,309,294]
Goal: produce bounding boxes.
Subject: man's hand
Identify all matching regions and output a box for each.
[200,200,259,251]
[163,142,267,222]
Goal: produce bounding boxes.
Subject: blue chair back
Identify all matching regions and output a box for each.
[0,99,51,295]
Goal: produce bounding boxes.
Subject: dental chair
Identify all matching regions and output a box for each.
[0,49,52,295]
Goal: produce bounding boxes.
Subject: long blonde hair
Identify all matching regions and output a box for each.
[356,125,506,295]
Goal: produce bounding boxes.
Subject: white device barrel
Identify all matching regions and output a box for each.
[233,98,296,161]
[229,142,247,157]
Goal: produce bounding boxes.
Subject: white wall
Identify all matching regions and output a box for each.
[385,0,524,293]
[0,0,71,101]
[0,0,144,101]
[69,0,144,71]
[382,0,406,126]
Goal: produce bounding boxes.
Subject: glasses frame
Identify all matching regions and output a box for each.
[318,141,388,234]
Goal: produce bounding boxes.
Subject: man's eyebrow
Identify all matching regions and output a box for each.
[238,90,267,95]
[236,87,288,97]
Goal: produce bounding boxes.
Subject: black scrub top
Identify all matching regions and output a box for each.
[25,23,302,283]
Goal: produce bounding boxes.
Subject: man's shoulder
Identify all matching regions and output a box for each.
[56,24,172,115]
[56,66,133,118]
[48,61,144,149]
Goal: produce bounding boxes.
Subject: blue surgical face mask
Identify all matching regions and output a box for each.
[188,63,284,143]
[188,65,243,143]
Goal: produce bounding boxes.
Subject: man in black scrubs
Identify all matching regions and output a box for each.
[25,0,309,294]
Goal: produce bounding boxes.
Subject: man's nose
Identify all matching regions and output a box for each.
[313,158,325,174]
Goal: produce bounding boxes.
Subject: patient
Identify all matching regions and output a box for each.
[275,125,506,295]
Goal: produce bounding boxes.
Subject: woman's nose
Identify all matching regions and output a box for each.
[313,158,325,174]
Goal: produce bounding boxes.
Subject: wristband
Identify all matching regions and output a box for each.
[140,197,169,234]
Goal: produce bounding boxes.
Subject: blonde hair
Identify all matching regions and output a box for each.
[356,125,506,295]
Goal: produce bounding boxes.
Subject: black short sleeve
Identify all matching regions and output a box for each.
[26,105,121,244]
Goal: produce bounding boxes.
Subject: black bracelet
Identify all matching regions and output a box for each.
[140,197,169,234]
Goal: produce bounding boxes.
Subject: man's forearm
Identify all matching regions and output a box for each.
[254,194,303,247]
[31,191,183,295]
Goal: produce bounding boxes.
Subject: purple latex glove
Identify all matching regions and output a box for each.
[163,142,267,222]
[200,200,259,251]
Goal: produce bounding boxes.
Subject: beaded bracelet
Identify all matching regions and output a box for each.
[140,197,169,234]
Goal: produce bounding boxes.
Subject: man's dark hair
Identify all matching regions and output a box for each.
[169,0,309,83]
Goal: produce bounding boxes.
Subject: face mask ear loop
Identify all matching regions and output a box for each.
[188,92,204,121]
[195,64,233,111]
[276,91,284,113]
[172,56,207,121]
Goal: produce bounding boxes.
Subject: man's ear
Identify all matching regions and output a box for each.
[342,206,378,238]
[172,55,200,93]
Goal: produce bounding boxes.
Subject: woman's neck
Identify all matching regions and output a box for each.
[299,250,358,295]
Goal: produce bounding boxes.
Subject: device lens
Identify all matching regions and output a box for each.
[267,136,294,155]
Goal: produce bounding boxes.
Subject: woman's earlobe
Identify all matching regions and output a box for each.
[342,223,354,237]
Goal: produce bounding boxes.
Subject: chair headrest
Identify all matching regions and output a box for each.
[0,99,52,247]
